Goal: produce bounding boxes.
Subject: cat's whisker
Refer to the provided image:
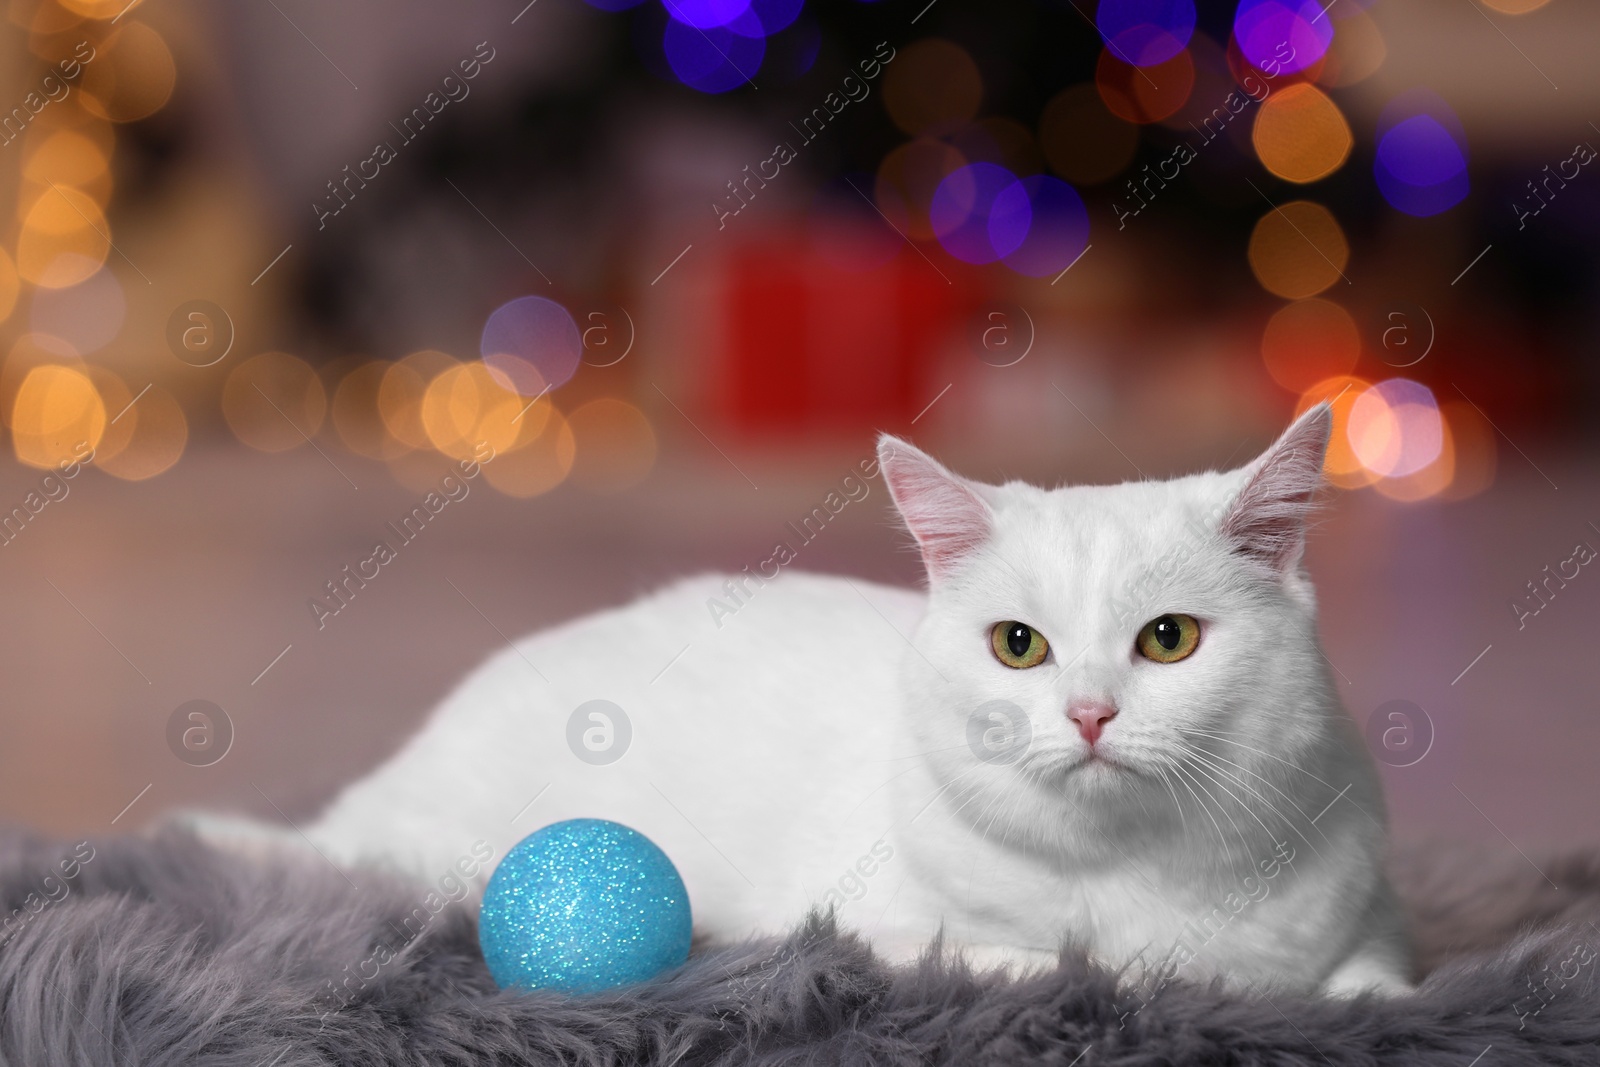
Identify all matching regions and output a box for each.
[1006,791,1047,857]
[1165,759,1233,862]
[953,788,991,837]
[1183,729,1338,789]
[1178,759,1256,864]
[1182,746,1334,857]
[983,791,1027,850]
[969,794,1002,843]
[960,776,1032,852]
[1129,768,1174,826]
[1182,743,1320,825]
[1180,747,1329,867]
[946,780,997,831]
[1160,757,1209,840]
[892,761,987,833]
[1153,765,1187,834]
[1185,749,1323,851]
[1185,729,1386,832]
[1180,747,1271,831]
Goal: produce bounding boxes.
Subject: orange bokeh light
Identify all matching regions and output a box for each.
[483,408,575,498]
[1248,201,1349,299]
[882,39,982,137]
[1,334,82,427]
[1347,381,1444,480]
[1295,375,1377,489]
[421,360,548,461]
[333,362,410,461]
[1480,0,1552,12]
[83,365,134,464]
[79,22,177,123]
[1252,83,1352,184]
[97,383,187,481]
[1316,6,1387,89]
[1096,47,1195,124]
[57,0,140,17]
[21,129,112,206]
[1373,418,1455,502]
[378,350,459,451]
[17,185,111,288]
[874,138,968,242]
[222,352,327,453]
[1038,83,1139,185]
[1261,298,1361,393]
[568,398,657,493]
[11,364,105,469]
[0,250,18,324]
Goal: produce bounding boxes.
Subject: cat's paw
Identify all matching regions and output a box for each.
[871,932,1061,974]
[959,943,1063,975]
[1320,951,1414,997]
[166,810,308,864]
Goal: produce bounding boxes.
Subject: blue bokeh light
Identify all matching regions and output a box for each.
[988,176,1092,278]
[664,0,751,30]
[663,11,766,92]
[734,0,803,36]
[1232,0,1332,75]
[1379,115,1467,186]
[931,163,1020,265]
[1373,95,1470,218]
[1095,0,1195,68]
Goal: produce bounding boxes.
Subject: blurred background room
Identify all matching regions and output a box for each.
[0,0,1594,863]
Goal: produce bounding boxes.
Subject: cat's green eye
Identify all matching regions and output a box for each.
[991,621,1049,669]
[1136,614,1200,664]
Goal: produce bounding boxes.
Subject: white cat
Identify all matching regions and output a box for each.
[209,403,1412,994]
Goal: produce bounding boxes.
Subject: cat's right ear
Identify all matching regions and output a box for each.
[876,434,993,581]
[1220,403,1332,576]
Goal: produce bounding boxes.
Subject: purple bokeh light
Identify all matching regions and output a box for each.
[1373,94,1470,218]
[1349,378,1443,478]
[663,12,766,92]
[481,296,583,394]
[731,0,803,36]
[664,0,752,30]
[1232,0,1333,75]
[1095,0,1195,68]
[988,176,1092,278]
[930,163,1020,265]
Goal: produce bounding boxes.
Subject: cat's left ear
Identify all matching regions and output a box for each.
[1220,404,1331,575]
[876,434,994,581]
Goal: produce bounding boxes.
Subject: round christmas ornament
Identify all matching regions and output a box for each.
[477,818,693,994]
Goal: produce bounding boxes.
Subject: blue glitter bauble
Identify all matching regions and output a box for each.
[478,819,693,994]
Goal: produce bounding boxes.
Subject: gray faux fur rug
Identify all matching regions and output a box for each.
[1,829,1597,1065]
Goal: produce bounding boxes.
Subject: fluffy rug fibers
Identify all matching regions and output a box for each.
[0,829,1597,1065]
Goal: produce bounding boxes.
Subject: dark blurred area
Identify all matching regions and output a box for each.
[0,0,1594,857]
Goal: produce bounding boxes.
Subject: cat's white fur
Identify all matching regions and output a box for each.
[205,404,1412,994]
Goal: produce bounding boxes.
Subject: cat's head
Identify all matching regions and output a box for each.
[877,405,1351,851]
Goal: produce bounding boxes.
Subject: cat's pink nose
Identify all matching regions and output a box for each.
[1067,701,1118,746]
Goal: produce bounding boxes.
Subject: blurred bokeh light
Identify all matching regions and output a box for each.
[1095,0,1195,68]
[0,0,1597,853]
[1247,200,1349,298]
